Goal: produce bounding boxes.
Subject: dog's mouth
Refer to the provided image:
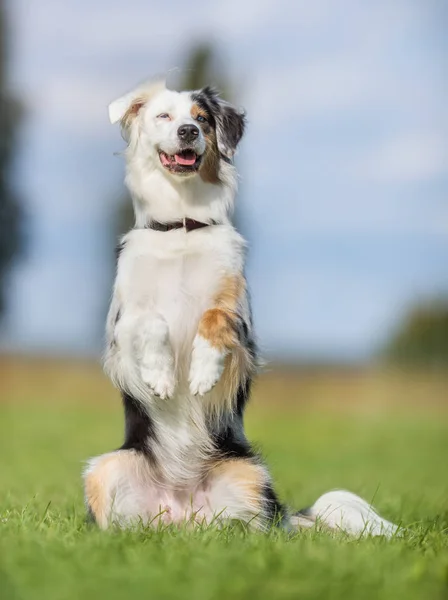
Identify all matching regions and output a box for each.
[159,150,202,174]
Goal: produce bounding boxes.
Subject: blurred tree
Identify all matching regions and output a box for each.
[116,42,242,235]
[180,43,230,97]
[383,299,448,367]
[0,0,23,318]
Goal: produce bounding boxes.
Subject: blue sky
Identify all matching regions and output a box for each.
[1,0,447,360]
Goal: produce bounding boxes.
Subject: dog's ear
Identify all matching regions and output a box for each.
[108,93,144,125]
[194,87,246,159]
[108,79,166,132]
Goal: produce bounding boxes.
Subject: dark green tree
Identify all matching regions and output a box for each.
[0,1,23,317]
[178,42,229,97]
[383,299,448,367]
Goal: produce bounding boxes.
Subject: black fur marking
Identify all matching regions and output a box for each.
[191,88,218,126]
[85,503,95,523]
[242,289,258,363]
[232,315,248,344]
[192,86,246,158]
[235,378,252,417]
[115,240,126,262]
[232,310,257,417]
[261,483,286,525]
[110,308,121,349]
[247,337,257,363]
[212,422,255,460]
[233,316,257,360]
[120,392,155,454]
[215,102,246,157]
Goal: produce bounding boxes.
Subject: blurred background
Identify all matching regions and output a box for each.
[0,0,447,407]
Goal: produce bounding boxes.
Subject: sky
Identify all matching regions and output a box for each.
[1,0,447,361]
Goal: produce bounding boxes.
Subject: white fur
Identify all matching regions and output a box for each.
[189,335,228,396]
[138,314,175,399]
[292,490,400,537]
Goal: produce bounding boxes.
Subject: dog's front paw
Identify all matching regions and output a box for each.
[189,335,227,396]
[138,316,175,400]
[141,359,175,400]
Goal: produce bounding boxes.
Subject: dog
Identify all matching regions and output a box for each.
[83,79,398,536]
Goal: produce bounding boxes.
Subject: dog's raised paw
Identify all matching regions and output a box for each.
[141,361,175,400]
[137,315,175,399]
[189,335,227,396]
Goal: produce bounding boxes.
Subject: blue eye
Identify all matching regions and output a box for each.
[157,113,170,120]
[196,115,207,123]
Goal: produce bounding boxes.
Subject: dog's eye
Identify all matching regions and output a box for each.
[196,115,207,123]
[157,113,171,120]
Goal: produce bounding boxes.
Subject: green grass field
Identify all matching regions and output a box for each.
[1,361,447,599]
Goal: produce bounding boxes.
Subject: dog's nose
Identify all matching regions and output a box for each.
[177,124,200,143]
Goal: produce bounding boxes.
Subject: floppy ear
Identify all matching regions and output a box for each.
[108,79,166,131]
[195,87,246,159]
[108,92,144,125]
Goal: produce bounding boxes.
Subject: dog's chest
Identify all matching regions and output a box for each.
[117,228,237,350]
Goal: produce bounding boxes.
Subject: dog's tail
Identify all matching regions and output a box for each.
[290,490,399,537]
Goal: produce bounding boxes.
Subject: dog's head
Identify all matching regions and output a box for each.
[109,80,246,183]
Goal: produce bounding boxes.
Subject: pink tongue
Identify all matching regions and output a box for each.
[175,152,196,166]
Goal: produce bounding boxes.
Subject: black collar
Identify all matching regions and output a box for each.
[146,218,217,233]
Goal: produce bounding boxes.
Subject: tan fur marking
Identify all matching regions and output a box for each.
[122,98,146,129]
[198,274,255,412]
[85,472,106,526]
[215,275,246,312]
[191,103,220,184]
[213,459,265,489]
[211,459,268,523]
[198,274,246,349]
[198,275,246,350]
[120,80,165,130]
[84,455,119,528]
[191,104,208,121]
[84,452,143,529]
[198,308,236,351]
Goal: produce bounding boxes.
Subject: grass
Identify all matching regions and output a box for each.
[1,360,447,599]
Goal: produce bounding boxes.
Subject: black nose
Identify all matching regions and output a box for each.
[177,124,199,143]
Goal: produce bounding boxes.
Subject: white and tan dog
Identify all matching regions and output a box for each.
[83,79,398,536]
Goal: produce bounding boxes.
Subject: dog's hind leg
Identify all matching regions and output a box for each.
[83,449,153,529]
[202,458,285,530]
